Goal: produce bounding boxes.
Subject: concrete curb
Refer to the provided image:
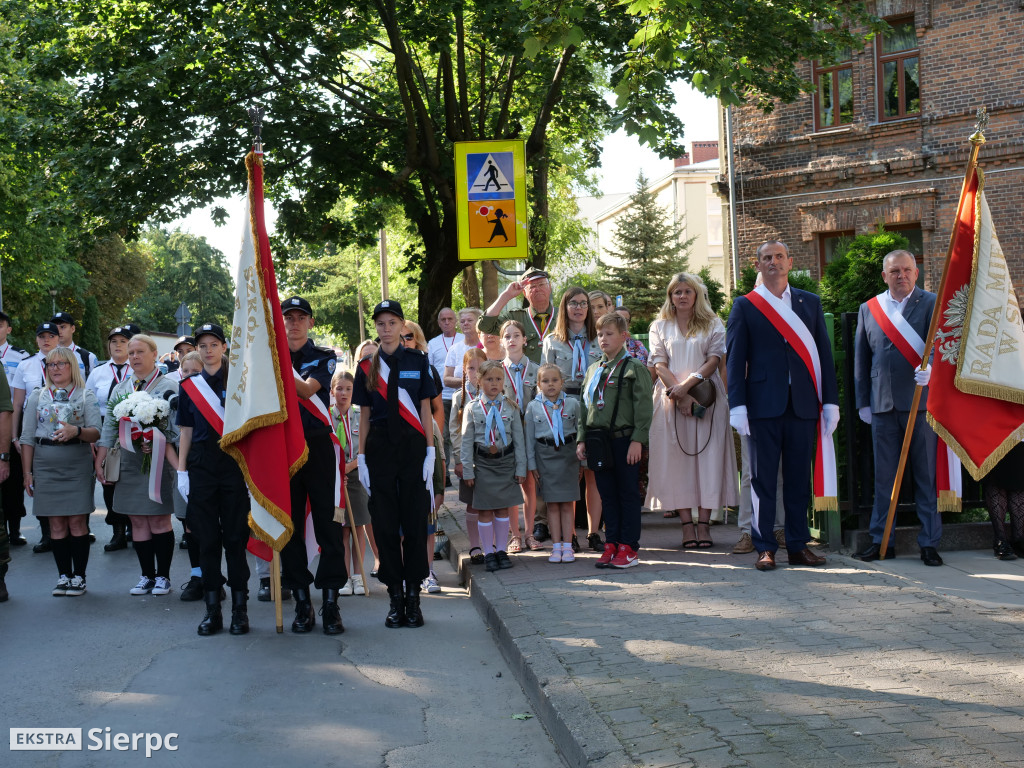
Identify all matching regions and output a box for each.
[439,506,633,768]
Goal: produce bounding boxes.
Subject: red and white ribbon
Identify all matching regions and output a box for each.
[118,418,167,504]
[746,285,838,510]
[293,370,343,508]
[358,357,426,436]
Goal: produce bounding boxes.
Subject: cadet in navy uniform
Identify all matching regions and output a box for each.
[280,296,346,635]
[0,311,29,546]
[353,300,437,629]
[176,323,251,636]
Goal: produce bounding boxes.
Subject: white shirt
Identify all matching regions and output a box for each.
[886,289,912,316]
[444,339,479,392]
[1,341,29,384]
[85,359,132,414]
[429,332,463,400]
[11,352,46,407]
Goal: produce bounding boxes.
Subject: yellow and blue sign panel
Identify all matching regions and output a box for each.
[455,140,528,262]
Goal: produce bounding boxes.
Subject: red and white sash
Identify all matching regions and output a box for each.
[180,375,225,436]
[293,370,343,509]
[358,357,426,437]
[866,292,962,510]
[746,284,838,511]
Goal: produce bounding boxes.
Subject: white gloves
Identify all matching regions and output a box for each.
[914,366,932,387]
[176,470,189,501]
[423,446,436,494]
[357,454,371,496]
[729,406,750,437]
[858,406,872,425]
[823,404,840,437]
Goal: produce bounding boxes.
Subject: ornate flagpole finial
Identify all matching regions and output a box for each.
[969,106,988,145]
[247,106,265,154]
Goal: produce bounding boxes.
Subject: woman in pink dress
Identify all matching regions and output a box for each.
[646,273,738,548]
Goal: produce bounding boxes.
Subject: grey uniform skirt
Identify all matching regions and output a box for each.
[345,469,371,527]
[31,443,96,517]
[534,438,581,503]
[113,447,176,515]
[471,449,521,511]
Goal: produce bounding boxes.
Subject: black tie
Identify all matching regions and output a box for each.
[387,352,401,441]
[134,378,144,392]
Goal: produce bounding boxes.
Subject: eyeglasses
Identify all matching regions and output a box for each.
[46,361,70,369]
[400,334,415,341]
[567,301,589,309]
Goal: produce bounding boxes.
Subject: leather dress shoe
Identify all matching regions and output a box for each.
[920,547,943,567]
[754,550,776,571]
[320,589,345,635]
[994,540,1017,560]
[852,543,895,562]
[104,530,128,552]
[9,532,27,546]
[291,588,315,633]
[788,548,827,567]
[33,537,52,553]
[533,523,549,543]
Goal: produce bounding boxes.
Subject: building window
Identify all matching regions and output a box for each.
[814,50,853,130]
[818,230,855,273]
[877,17,921,120]
[886,224,926,287]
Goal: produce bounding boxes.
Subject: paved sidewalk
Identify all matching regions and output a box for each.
[440,493,1024,768]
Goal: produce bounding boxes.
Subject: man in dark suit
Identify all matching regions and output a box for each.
[726,241,840,570]
[853,250,942,566]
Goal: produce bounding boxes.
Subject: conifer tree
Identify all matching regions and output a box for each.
[602,173,693,323]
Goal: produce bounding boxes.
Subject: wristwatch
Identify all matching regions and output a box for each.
[0,453,10,462]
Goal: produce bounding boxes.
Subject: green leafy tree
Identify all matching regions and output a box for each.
[697,266,727,316]
[126,229,234,333]
[602,172,693,324]
[819,228,911,316]
[4,0,879,335]
[79,296,102,354]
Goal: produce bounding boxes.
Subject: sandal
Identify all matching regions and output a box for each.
[663,510,679,518]
[681,521,698,549]
[469,547,486,565]
[506,536,523,554]
[696,522,714,549]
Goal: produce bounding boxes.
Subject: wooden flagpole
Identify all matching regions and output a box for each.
[271,550,284,633]
[344,485,371,597]
[878,108,988,558]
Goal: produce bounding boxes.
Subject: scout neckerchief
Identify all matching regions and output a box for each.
[180,373,225,436]
[132,368,161,392]
[571,334,589,380]
[541,394,566,446]
[866,290,963,510]
[584,356,625,410]
[504,360,526,409]
[358,356,425,437]
[745,283,837,511]
[482,398,507,446]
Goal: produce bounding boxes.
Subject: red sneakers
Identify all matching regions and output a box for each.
[610,544,639,569]
[595,542,617,569]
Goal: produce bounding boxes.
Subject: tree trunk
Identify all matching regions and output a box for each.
[529,151,550,270]
[416,215,464,339]
[460,264,480,308]
[481,260,499,308]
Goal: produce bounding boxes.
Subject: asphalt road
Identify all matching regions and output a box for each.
[2,493,565,768]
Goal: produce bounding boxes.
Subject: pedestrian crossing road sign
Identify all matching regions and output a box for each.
[455,140,527,261]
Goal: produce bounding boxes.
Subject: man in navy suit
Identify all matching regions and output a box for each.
[726,241,840,570]
[853,250,943,566]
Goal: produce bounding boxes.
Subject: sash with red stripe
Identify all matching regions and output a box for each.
[358,356,426,436]
[293,370,343,509]
[865,293,962,511]
[180,374,225,436]
[745,285,838,511]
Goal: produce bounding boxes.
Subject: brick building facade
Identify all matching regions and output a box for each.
[719,0,1024,294]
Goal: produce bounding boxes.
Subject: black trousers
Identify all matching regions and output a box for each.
[186,441,251,592]
[280,432,347,591]
[366,421,430,588]
[2,449,25,528]
[593,436,642,549]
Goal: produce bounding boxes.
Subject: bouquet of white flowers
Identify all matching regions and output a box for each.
[110,391,171,474]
